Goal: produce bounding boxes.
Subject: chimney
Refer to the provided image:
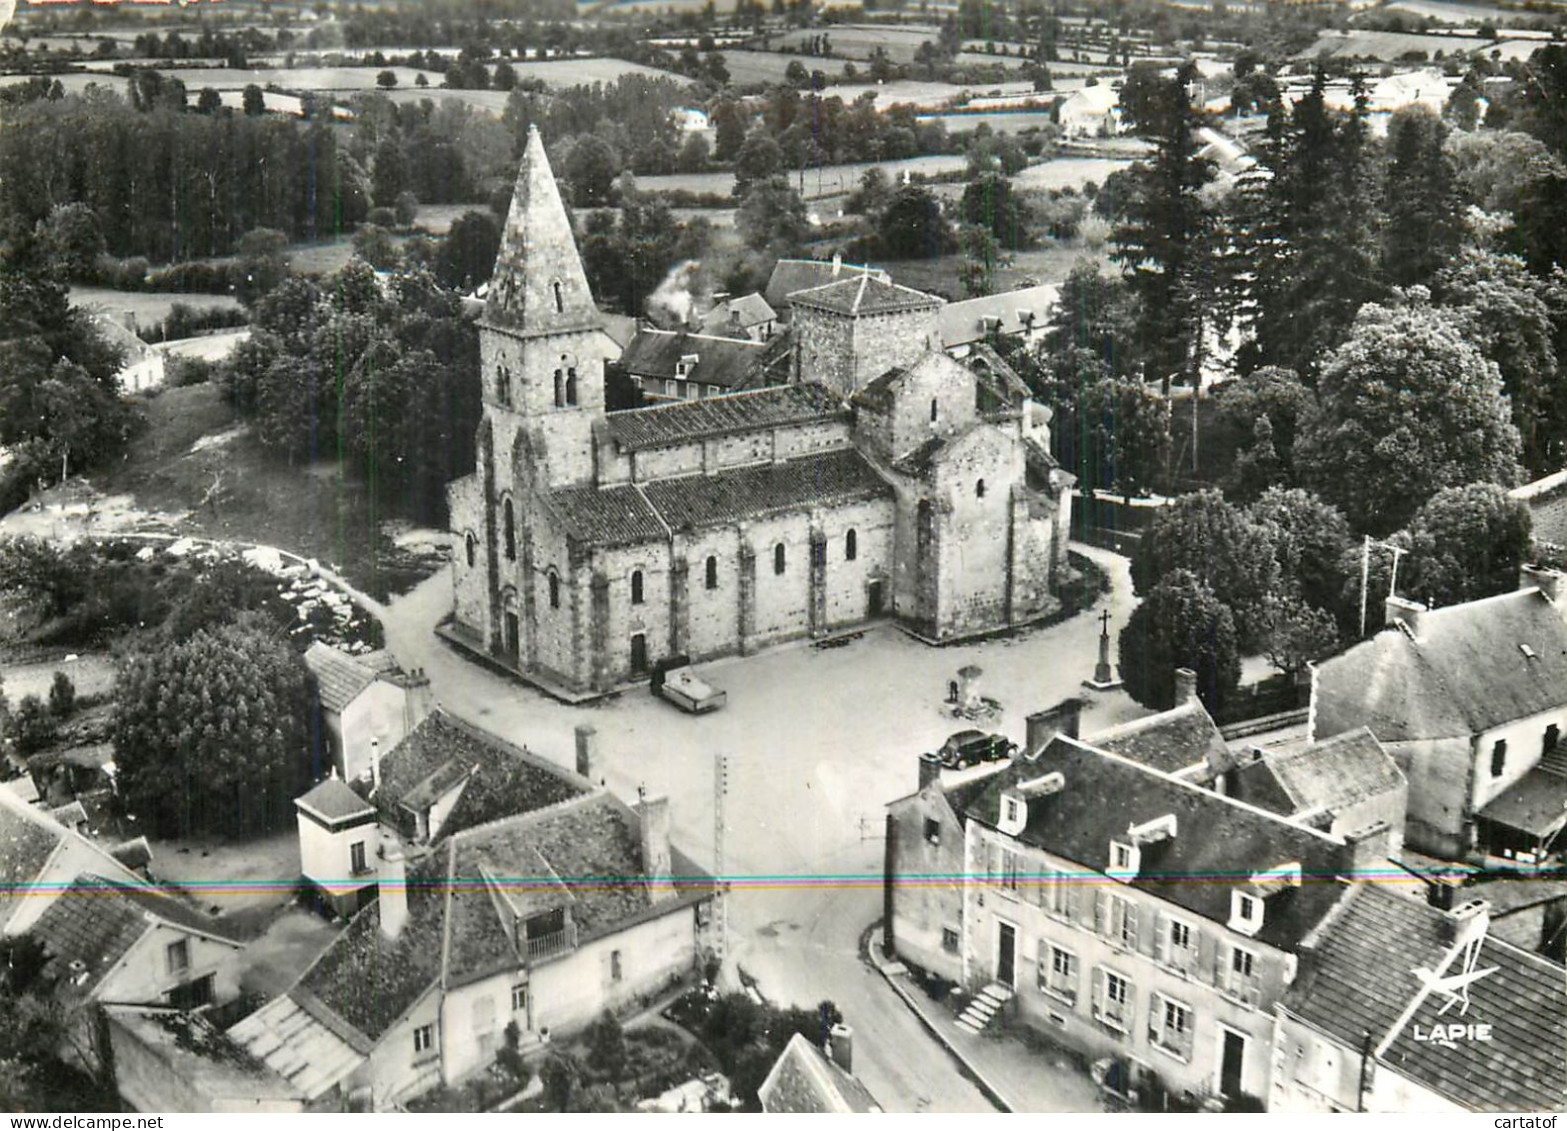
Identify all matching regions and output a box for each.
[575,724,603,786]
[402,668,433,734]
[831,252,842,277]
[379,846,408,941]
[828,1024,854,1073]
[1384,595,1426,638]
[1446,898,1491,945]
[1026,697,1082,755]
[1173,667,1198,706]
[1340,820,1392,884]
[638,790,675,903]
[1520,563,1567,607]
[919,751,943,790]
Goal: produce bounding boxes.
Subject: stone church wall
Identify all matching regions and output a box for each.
[931,435,1018,639]
[448,473,489,639]
[678,528,746,662]
[596,541,676,684]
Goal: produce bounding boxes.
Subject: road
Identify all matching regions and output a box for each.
[375,545,1144,1113]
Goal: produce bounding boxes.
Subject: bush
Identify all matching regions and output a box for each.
[167,357,215,387]
[47,672,75,718]
[11,695,58,756]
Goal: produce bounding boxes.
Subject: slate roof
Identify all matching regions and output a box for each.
[540,483,667,548]
[617,328,768,390]
[602,384,845,452]
[759,1033,882,1114]
[372,711,589,842]
[304,642,400,714]
[296,776,375,824]
[108,1007,303,1106]
[1090,700,1230,776]
[1312,589,1567,743]
[33,875,239,999]
[790,274,944,318]
[764,258,888,313]
[1284,884,1567,1112]
[0,797,63,914]
[968,736,1353,951]
[1477,759,1567,840]
[939,283,1059,348]
[639,448,891,533]
[698,292,776,336]
[1268,728,1405,817]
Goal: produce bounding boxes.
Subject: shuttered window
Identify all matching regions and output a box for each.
[1149,992,1196,1061]
[1092,967,1133,1032]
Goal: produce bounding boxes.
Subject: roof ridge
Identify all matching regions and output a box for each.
[449,786,607,845]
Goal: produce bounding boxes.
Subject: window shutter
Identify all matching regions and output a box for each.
[1214,940,1229,991]
[1148,991,1163,1043]
[1094,889,1108,934]
[1092,967,1106,1016]
[988,842,1002,881]
[1124,902,1139,950]
[1154,913,1170,964]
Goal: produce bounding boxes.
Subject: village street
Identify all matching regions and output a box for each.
[375,545,1146,1113]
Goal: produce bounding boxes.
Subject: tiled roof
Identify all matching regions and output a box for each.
[759,1034,881,1113]
[0,798,63,916]
[373,711,589,842]
[304,642,396,714]
[1285,884,1567,1112]
[790,274,943,317]
[296,777,375,824]
[939,284,1059,348]
[698,292,776,335]
[539,483,668,548]
[34,875,239,999]
[602,384,845,452]
[764,258,887,312]
[850,365,908,413]
[1267,728,1405,816]
[107,1007,303,1105]
[639,448,891,534]
[228,994,366,1101]
[1312,589,1567,743]
[1090,700,1230,776]
[968,736,1352,950]
[891,437,943,477]
[617,329,767,389]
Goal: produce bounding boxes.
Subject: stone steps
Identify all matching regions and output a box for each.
[955,983,1014,1034]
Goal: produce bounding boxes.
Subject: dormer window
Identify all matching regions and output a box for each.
[1230,891,1263,936]
[1108,840,1139,883]
[676,354,699,379]
[1004,797,1020,826]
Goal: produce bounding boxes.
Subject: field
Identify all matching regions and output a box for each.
[70,287,242,329]
[0,72,130,98]
[1296,29,1490,59]
[1012,156,1135,191]
[636,152,970,200]
[884,241,1113,299]
[719,49,856,86]
[918,109,1059,134]
[1382,0,1543,25]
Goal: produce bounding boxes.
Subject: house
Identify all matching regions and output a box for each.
[952,730,1394,1107]
[304,642,433,784]
[613,328,770,403]
[763,255,889,319]
[233,790,716,1110]
[758,1029,881,1113]
[32,874,245,1071]
[698,292,778,342]
[0,785,145,938]
[105,1006,305,1114]
[1057,84,1122,137]
[1308,568,1567,863]
[1271,886,1566,1113]
[671,107,710,132]
[1509,468,1567,555]
[939,283,1059,358]
[444,127,1074,696]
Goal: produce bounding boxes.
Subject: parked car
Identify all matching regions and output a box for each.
[651,656,727,714]
[936,729,1015,769]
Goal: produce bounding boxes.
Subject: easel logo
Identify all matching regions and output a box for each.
[1408,906,1498,1048]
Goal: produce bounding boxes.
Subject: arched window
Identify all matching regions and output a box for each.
[496,367,509,406]
[705,555,718,590]
[548,571,560,609]
[503,499,516,562]
[465,532,476,567]
[553,369,564,408]
[976,478,986,499]
[845,529,858,561]
[774,543,786,575]
[566,367,578,407]
[930,398,938,423]
[631,569,644,605]
[552,281,564,314]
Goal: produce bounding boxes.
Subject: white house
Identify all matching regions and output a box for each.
[1058,84,1122,138]
[304,642,433,784]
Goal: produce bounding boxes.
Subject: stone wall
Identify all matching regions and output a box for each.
[930,429,1019,639]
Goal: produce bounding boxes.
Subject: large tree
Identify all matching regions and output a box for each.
[1247,486,1355,619]
[959,173,1033,250]
[1118,569,1241,712]
[1295,294,1523,535]
[1398,482,1533,610]
[873,184,956,259]
[1381,107,1466,290]
[111,619,315,837]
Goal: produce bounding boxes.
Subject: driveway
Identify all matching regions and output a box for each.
[376,544,1145,1112]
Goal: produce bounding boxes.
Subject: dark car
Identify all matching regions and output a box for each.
[936,729,1016,769]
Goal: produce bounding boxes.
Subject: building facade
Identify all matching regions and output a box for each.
[446,127,1074,696]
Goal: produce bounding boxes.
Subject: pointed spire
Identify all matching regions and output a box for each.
[485,125,600,337]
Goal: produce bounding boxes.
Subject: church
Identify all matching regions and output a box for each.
[445,126,1075,697]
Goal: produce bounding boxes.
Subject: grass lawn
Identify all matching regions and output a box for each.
[883,240,1112,299]
[70,286,242,329]
[93,383,444,600]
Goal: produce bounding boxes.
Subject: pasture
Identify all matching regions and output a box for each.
[70,287,242,330]
[1296,29,1490,60]
[637,152,970,201]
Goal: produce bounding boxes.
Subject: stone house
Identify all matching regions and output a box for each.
[445,127,1074,697]
[698,293,778,342]
[939,283,1060,359]
[1309,568,1567,862]
[1509,468,1567,555]
[613,327,770,402]
[952,732,1393,1107]
[105,1006,304,1114]
[1270,885,1565,1113]
[1057,84,1122,137]
[763,256,889,320]
[304,642,433,784]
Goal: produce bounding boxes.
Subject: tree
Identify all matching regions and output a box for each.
[731,130,785,199]
[1038,260,1140,395]
[1213,367,1315,496]
[1059,376,1170,496]
[352,223,400,271]
[1247,487,1355,618]
[1118,570,1241,712]
[735,176,808,254]
[562,134,622,206]
[235,228,291,304]
[377,68,397,89]
[1258,593,1341,678]
[958,223,1006,297]
[1399,482,1533,609]
[196,87,222,114]
[242,83,266,115]
[1295,294,1524,535]
[111,619,314,837]
[47,671,75,719]
[9,695,57,756]
[394,190,420,228]
[36,203,105,284]
[1381,108,1465,290]
[712,100,748,162]
[436,209,501,290]
[959,173,1032,250]
[873,184,956,259]
[676,132,711,173]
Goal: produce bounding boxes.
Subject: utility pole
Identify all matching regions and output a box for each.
[1358,535,1372,639]
[713,752,729,964]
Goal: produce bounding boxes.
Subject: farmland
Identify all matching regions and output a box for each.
[636,152,971,200]
[718,49,856,85]
[69,287,242,330]
[918,109,1059,135]
[1295,28,1491,59]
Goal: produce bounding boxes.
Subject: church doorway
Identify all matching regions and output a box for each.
[504,612,520,661]
[868,579,885,618]
[629,633,648,676]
